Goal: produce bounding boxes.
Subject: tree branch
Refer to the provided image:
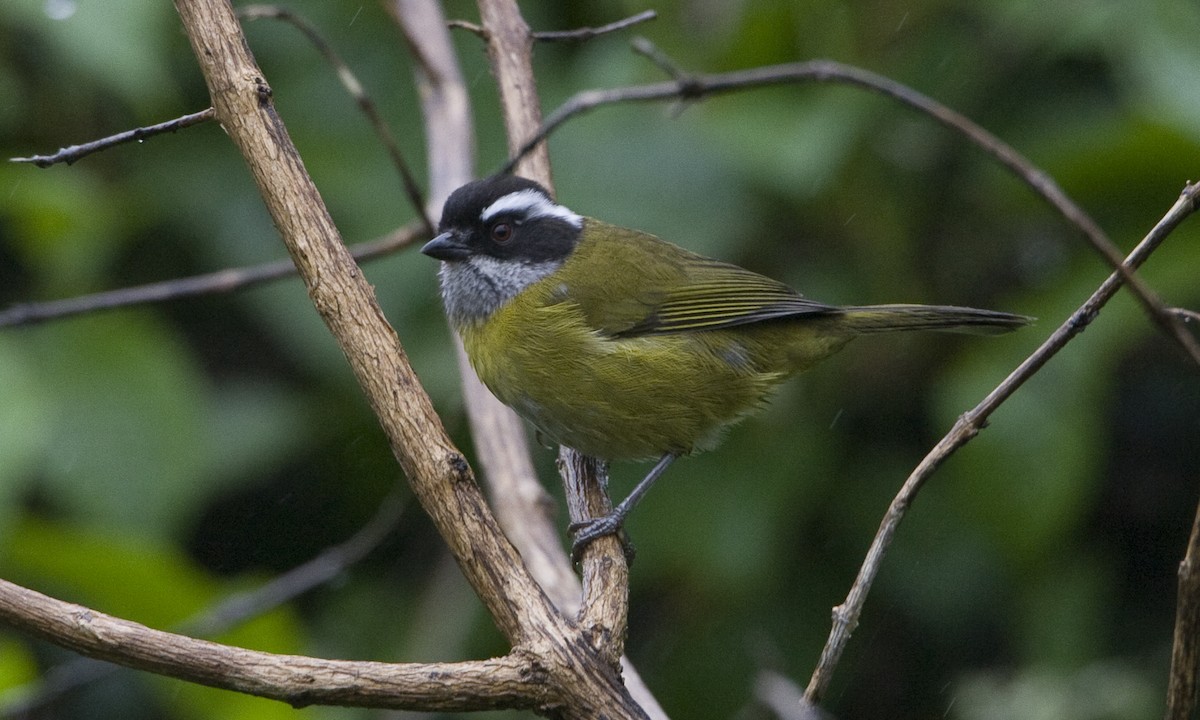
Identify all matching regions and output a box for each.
[0,579,542,712]
[3,2,660,715]
[1166,473,1200,720]
[9,108,216,167]
[169,0,556,643]
[532,10,656,42]
[805,181,1200,703]
[0,222,424,328]
[385,0,581,614]
[3,493,406,717]
[448,9,656,43]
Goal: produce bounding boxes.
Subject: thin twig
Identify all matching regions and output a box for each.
[238,4,433,234]
[804,182,1200,703]
[1169,308,1200,325]
[446,19,486,37]
[449,10,657,42]
[502,48,1200,367]
[753,671,828,720]
[9,108,216,167]
[1166,485,1200,720]
[0,222,424,328]
[1,493,407,719]
[533,10,656,42]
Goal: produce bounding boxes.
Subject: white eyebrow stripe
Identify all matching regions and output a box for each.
[481,189,583,228]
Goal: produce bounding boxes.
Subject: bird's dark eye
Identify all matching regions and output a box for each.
[490,222,513,243]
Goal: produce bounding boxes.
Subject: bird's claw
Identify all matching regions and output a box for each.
[569,515,635,564]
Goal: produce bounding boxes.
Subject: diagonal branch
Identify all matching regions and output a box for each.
[805,181,1200,703]
[9,108,216,167]
[171,0,554,646]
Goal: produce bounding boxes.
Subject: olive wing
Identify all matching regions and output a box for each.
[563,220,839,338]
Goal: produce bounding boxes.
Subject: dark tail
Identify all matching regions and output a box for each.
[838,304,1033,335]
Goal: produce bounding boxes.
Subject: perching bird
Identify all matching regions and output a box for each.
[423,175,1029,555]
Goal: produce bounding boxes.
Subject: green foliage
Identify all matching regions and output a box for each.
[2,0,1198,718]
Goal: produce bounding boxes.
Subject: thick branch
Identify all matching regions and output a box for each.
[0,579,542,712]
[477,0,551,183]
[3,493,406,716]
[171,0,554,648]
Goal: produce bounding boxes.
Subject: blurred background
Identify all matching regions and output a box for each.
[1,0,1199,718]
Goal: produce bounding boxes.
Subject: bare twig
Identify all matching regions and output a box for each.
[753,671,828,720]
[502,48,1200,366]
[805,182,1200,703]
[238,4,433,234]
[446,19,486,37]
[1169,308,1200,326]
[448,10,657,42]
[533,10,657,42]
[1166,483,1200,720]
[9,108,216,167]
[630,36,694,86]
[0,222,424,328]
[2,493,407,718]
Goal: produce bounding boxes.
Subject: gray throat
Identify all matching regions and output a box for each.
[438,255,562,327]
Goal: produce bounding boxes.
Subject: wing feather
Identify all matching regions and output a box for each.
[562,221,838,338]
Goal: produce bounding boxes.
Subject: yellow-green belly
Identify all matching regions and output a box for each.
[458,291,851,460]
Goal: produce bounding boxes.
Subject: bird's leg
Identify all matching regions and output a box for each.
[569,452,678,561]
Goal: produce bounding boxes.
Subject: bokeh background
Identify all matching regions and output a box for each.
[2,0,1199,718]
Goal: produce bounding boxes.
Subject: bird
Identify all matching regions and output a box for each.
[422,174,1030,557]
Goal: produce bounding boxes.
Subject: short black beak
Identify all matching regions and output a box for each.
[421,232,472,262]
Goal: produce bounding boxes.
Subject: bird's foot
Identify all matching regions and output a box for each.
[569,514,635,564]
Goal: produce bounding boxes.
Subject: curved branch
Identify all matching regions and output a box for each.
[0,579,542,712]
